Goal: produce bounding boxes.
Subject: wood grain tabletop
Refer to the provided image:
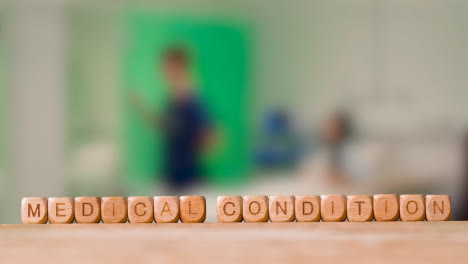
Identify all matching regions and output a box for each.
[1,222,467,263]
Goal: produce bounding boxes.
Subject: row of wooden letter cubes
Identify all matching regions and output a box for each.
[21,194,451,224]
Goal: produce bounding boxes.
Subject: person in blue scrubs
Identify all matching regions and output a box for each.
[131,46,214,192]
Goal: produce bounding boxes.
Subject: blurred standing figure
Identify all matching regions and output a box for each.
[131,46,214,192]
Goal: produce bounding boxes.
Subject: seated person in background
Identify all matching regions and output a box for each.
[131,46,215,192]
[298,111,352,184]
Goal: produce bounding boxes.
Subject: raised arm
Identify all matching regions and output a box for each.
[128,92,162,130]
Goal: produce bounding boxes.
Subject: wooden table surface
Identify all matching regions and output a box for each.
[1,222,467,264]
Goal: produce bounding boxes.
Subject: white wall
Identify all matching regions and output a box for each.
[251,0,468,140]
[3,0,67,223]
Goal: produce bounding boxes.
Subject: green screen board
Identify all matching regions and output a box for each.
[124,14,252,187]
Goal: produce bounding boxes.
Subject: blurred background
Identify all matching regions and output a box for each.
[1,0,468,223]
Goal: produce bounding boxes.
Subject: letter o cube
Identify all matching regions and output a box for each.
[243,195,269,222]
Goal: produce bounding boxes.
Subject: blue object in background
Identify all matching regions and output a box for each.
[255,110,301,170]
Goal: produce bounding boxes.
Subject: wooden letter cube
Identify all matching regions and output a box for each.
[295,195,320,222]
[48,197,74,224]
[347,195,373,222]
[75,197,101,223]
[101,197,128,223]
[128,196,154,223]
[426,195,451,221]
[21,197,48,224]
[180,196,206,223]
[320,195,347,222]
[243,195,269,222]
[269,196,295,222]
[373,194,399,221]
[400,194,425,221]
[154,196,180,223]
[217,196,243,223]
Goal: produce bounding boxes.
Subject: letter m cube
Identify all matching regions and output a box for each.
[22,197,48,224]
